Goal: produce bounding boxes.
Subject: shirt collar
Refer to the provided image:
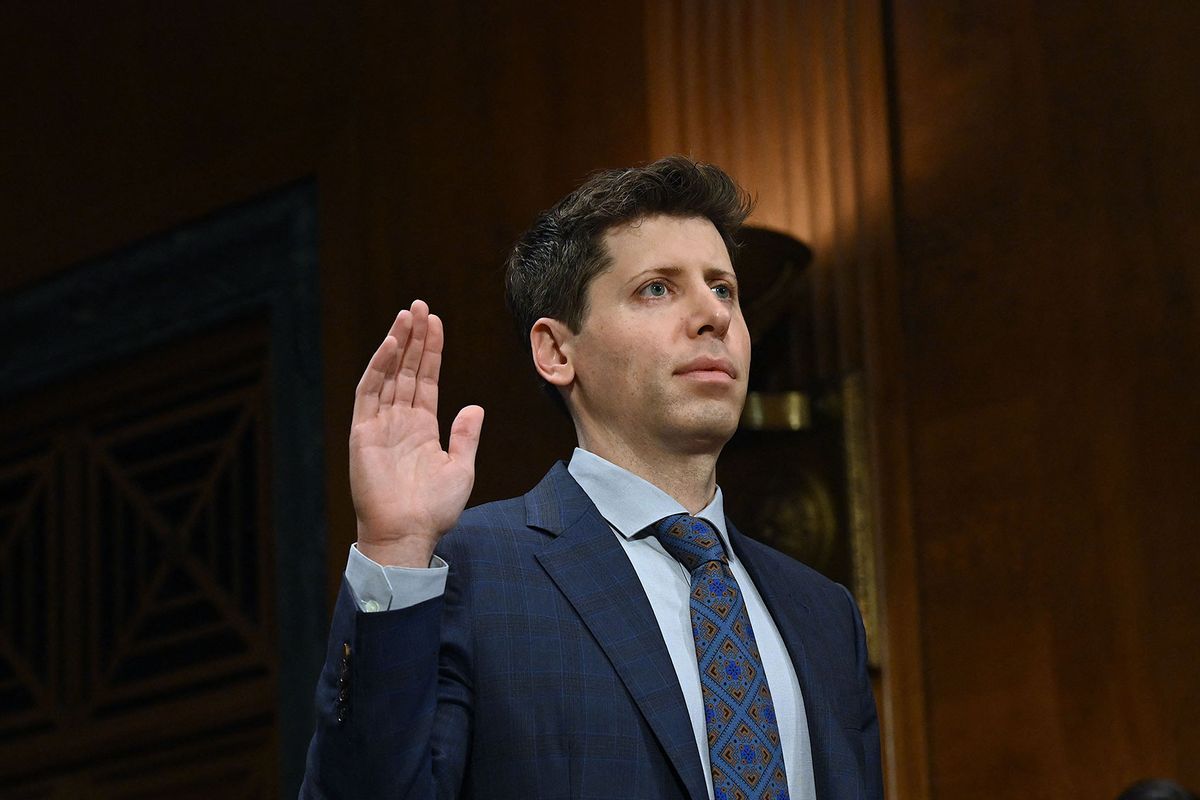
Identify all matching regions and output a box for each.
[566,447,735,557]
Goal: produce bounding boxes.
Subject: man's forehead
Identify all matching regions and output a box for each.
[602,212,714,237]
[599,214,733,268]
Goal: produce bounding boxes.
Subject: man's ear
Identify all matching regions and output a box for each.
[530,317,576,388]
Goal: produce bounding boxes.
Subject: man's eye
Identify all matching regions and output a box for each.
[642,282,668,297]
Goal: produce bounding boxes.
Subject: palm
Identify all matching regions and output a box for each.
[350,301,484,561]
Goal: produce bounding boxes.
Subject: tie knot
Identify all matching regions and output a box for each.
[651,514,727,572]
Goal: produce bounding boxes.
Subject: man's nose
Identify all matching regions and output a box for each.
[691,288,732,338]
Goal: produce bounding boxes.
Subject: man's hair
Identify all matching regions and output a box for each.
[505,155,753,337]
[504,155,754,409]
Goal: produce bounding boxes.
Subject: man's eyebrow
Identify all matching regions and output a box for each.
[626,265,738,283]
[628,265,685,281]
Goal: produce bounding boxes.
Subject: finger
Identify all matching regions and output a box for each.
[353,334,398,425]
[395,299,429,407]
[386,307,412,343]
[413,313,444,415]
[448,405,484,468]
[380,310,412,406]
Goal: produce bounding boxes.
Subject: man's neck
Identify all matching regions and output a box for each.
[575,434,720,514]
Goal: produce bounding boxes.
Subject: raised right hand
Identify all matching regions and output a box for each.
[349,299,484,567]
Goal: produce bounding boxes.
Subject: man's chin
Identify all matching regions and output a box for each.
[665,411,741,454]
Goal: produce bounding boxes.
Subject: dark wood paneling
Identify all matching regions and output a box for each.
[0,1,650,605]
[0,3,350,290]
[888,2,1200,796]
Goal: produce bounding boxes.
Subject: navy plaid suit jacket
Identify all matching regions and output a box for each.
[301,462,882,800]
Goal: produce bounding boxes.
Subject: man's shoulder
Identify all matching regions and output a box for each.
[431,497,537,579]
[435,461,584,563]
[450,460,585,538]
[457,494,529,530]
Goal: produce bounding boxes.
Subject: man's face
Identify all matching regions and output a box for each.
[563,214,751,456]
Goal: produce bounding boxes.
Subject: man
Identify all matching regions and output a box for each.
[302,157,882,799]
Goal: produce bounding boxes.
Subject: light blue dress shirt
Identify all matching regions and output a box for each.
[344,448,816,800]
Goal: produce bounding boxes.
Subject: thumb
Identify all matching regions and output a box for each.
[448,405,484,466]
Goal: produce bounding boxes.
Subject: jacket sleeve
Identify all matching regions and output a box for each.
[300,556,473,799]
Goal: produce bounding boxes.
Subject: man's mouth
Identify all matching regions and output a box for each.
[675,356,736,381]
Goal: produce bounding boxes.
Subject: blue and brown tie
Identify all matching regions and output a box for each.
[652,514,790,800]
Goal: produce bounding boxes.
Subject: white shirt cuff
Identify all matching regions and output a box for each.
[345,543,449,612]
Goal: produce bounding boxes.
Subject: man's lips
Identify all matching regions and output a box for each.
[675,356,737,380]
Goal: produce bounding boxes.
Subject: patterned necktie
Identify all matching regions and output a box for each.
[652,514,790,800]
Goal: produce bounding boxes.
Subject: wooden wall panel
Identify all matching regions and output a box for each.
[0,2,351,291]
[888,2,1200,796]
[647,0,873,380]
[0,1,651,605]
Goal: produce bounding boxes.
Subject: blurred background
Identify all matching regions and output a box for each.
[1,2,1197,798]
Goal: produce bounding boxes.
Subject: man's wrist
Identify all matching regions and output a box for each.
[356,537,437,568]
[346,545,448,612]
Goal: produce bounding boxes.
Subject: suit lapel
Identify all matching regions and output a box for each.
[528,464,709,800]
[728,523,840,800]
